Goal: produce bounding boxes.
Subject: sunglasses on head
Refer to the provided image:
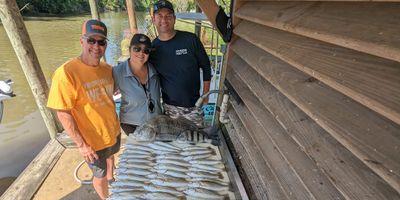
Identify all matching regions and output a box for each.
[85,37,107,46]
[131,46,151,55]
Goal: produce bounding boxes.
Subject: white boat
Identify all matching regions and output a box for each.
[0,79,16,123]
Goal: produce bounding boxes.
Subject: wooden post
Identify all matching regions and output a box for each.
[196,0,245,125]
[89,0,100,20]
[126,0,138,33]
[195,0,219,31]
[0,0,62,138]
[194,5,202,37]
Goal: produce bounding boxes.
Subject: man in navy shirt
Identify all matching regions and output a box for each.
[150,0,211,127]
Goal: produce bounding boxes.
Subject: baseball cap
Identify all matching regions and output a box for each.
[82,19,107,38]
[130,34,151,48]
[153,0,174,14]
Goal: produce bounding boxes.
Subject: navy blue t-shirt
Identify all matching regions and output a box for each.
[150,31,211,107]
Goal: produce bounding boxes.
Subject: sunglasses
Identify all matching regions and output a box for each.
[86,37,107,46]
[131,46,151,55]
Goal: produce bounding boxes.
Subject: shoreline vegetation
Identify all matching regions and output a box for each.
[16,0,197,16]
[6,0,226,55]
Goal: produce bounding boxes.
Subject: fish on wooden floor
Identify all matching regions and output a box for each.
[116,173,149,182]
[131,115,217,144]
[189,159,222,165]
[155,163,189,173]
[188,181,230,192]
[156,159,191,167]
[184,188,226,199]
[144,185,184,196]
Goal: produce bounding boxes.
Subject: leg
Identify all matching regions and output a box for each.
[88,149,109,199]
[90,134,121,199]
[92,176,108,200]
[106,155,115,183]
[106,134,122,184]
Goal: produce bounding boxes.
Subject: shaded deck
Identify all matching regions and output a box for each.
[2,128,248,200]
[1,134,127,200]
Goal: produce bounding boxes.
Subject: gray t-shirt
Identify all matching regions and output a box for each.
[113,60,161,125]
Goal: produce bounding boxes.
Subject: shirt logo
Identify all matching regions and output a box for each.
[175,49,187,55]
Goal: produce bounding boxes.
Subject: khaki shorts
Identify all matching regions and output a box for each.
[87,134,121,178]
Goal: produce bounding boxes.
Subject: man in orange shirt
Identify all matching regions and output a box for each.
[47,19,120,199]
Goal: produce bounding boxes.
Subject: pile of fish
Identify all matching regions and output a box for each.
[108,141,233,200]
[131,115,219,145]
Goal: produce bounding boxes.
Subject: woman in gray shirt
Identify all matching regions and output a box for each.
[113,34,162,135]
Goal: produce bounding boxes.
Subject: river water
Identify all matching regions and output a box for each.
[0,12,147,179]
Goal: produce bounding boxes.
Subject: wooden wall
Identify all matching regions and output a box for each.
[222,1,400,199]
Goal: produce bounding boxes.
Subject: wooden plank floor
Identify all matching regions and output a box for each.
[33,134,127,200]
[32,149,99,200]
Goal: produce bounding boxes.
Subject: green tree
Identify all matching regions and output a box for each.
[17,0,89,14]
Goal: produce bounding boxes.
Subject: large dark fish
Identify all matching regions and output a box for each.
[132,115,215,144]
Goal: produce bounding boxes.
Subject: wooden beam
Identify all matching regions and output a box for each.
[227,67,345,199]
[214,0,244,121]
[236,2,400,63]
[195,0,219,30]
[0,0,62,138]
[234,21,400,126]
[194,5,202,37]
[1,139,65,200]
[88,0,100,20]
[230,38,400,192]
[224,114,269,199]
[56,132,78,148]
[225,109,290,200]
[126,0,138,33]
[228,51,400,199]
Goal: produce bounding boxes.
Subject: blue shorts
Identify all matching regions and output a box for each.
[88,134,121,178]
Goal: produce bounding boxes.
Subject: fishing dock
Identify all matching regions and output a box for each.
[1,0,400,199]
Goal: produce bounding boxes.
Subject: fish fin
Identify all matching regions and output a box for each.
[202,125,219,138]
[211,138,221,146]
[211,148,217,155]
[176,116,199,129]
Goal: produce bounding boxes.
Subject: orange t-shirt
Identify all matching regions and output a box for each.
[47,57,120,151]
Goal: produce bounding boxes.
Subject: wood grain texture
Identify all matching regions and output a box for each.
[236,2,400,62]
[227,67,345,200]
[57,132,78,148]
[225,110,287,200]
[1,139,65,200]
[230,38,400,193]
[233,20,400,125]
[228,51,400,199]
[195,0,219,29]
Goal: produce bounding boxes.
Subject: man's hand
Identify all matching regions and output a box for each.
[202,80,211,106]
[79,144,99,163]
[202,97,209,106]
